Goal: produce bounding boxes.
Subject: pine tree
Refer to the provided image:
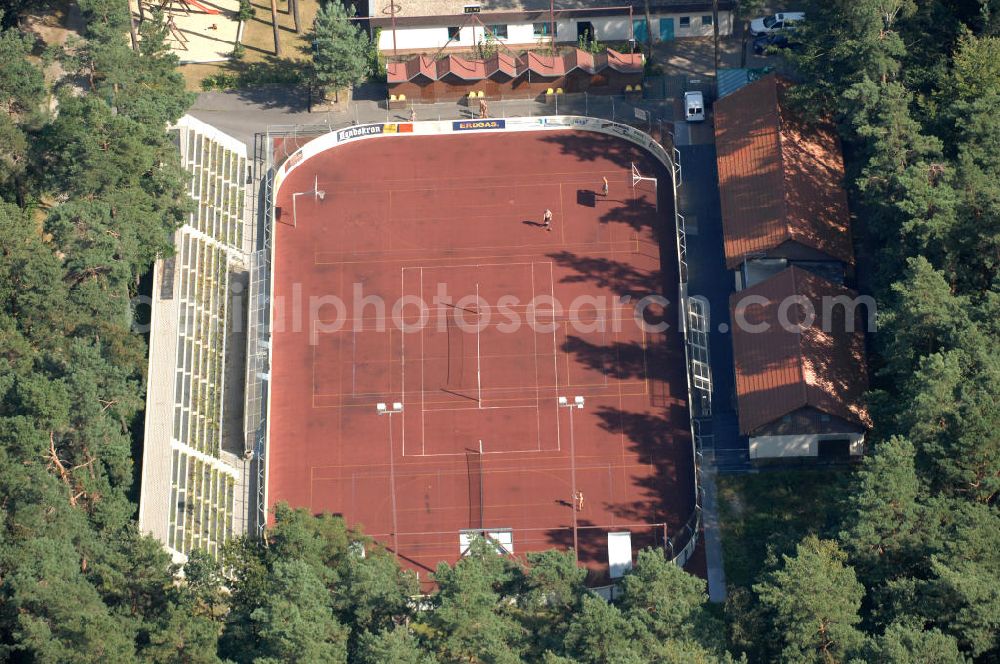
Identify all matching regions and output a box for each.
[562,595,644,664]
[754,536,865,663]
[866,622,966,664]
[423,537,527,662]
[311,1,371,101]
[520,549,588,657]
[0,20,46,117]
[924,503,1000,657]
[356,627,438,664]
[618,548,724,654]
[244,560,349,662]
[839,437,924,582]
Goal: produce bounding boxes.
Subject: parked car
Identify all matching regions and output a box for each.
[684,91,705,123]
[749,12,805,36]
[753,32,800,54]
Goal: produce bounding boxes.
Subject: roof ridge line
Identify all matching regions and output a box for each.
[774,84,794,245]
[790,267,811,408]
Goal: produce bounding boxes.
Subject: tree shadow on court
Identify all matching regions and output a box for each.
[597,195,662,241]
[560,335,672,383]
[536,132,639,168]
[593,405,696,532]
[545,251,659,293]
[542,518,613,579]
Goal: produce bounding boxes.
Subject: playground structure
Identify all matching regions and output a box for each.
[133,0,239,63]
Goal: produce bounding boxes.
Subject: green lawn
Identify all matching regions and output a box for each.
[716,469,852,588]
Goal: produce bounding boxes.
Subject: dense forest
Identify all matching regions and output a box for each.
[0,0,996,661]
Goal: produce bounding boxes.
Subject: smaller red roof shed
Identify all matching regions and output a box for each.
[730,266,871,435]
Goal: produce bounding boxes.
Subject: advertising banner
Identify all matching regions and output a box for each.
[453,119,506,131]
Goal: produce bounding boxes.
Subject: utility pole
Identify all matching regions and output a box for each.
[643,0,653,55]
[549,0,555,52]
[712,0,720,75]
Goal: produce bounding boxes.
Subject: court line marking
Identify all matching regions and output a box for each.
[311,311,643,325]
[400,265,407,457]
[559,182,566,245]
[408,405,541,457]
[315,242,640,265]
[310,392,665,411]
[311,381,649,398]
[549,260,562,454]
[310,456,666,474]
[308,169,631,189]
[530,264,542,453]
[420,267,426,455]
[310,388,651,404]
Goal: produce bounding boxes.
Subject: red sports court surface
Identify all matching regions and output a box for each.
[268,130,694,581]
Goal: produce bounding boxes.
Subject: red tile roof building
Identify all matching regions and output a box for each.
[714,74,854,270]
[729,267,871,458]
[387,48,643,101]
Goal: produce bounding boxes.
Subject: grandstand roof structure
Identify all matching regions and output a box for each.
[387,48,643,83]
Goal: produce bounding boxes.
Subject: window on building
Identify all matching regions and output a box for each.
[702,15,713,26]
[679,16,691,28]
[533,22,556,37]
[488,24,508,39]
[447,26,461,40]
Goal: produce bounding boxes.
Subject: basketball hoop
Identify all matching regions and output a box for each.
[632,162,657,188]
[289,176,326,227]
[631,162,658,211]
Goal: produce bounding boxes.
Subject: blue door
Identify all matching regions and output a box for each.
[633,18,648,43]
[659,17,674,41]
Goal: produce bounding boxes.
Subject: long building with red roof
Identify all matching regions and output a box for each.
[387,47,644,101]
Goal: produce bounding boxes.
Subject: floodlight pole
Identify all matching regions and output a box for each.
[377,402,404,559]
[559,396,585,561]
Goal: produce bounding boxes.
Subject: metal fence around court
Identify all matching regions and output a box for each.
[250,101,703,563]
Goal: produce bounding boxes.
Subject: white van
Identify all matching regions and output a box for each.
[749,11,805,35]
[684,91,705,123]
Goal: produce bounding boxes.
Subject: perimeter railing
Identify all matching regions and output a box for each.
[251,95,708,565]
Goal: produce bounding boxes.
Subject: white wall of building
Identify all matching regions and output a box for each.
[749,432,865,460]
[377,10,732,52]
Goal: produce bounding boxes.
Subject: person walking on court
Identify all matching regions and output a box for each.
[601,176,609,197]
[573,491,584,511]
[542,208,553,231]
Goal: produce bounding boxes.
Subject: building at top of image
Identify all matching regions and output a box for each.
[366,0,734,54]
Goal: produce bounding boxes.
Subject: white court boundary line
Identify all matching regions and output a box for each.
[399,261,562,458]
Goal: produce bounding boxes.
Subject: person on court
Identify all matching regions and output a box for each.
[574,491,584,511]
[542,208,553,231]
[602,176,609,196]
